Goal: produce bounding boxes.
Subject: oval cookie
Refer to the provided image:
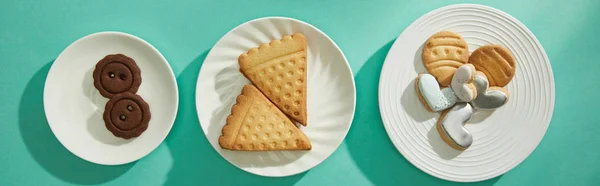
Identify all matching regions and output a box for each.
[93,54,142,98]
[103,92,151,139]
[468,45,516,87]
[422,31,470,86]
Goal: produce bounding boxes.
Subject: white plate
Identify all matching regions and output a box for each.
[379,4,554,182]
[196,17,356,177]
[44,32,178,165]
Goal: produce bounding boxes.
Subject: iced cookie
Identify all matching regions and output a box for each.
[451,64,477,102]
[219,85,311,151]
[93,54,142,98]
[238,33,308,125]
[437,102,473,151]
[103,92,151,139]
[415,74,458,112]
[470,71,509,110]
[468,44,516,87]
[422,31,470,86]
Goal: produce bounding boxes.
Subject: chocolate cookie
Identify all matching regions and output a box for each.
[93,54,142,98]
[103,92,151,139]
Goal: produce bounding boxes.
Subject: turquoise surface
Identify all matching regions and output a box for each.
[1,0,599,185]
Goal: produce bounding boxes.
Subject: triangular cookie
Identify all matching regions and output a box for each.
[219,84,312,151]
[238,33,308,126]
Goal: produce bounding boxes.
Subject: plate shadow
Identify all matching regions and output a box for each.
[400,78,437,122]
[19,61,134,185]
[82,67,133,146]
[427,124,462,159]
[469,109,496,124]
[414,42,427,74]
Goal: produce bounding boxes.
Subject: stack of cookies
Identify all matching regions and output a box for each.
[219,33,312,151]
[93,54,151,139]
[416,31,516,150]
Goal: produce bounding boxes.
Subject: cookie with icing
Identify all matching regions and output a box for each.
[415,74,458,112]
[470,71,510,110]
[437,102,473,150]
[93,54,142,98]
[450,64,477,102]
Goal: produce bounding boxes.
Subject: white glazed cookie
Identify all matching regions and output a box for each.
[415,74,458,112]
[470,71,509,110]
[437,102,473,150]
[451,64,477,102]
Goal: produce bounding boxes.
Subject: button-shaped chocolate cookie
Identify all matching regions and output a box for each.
[103,92,151,139]
[93,54,142,98]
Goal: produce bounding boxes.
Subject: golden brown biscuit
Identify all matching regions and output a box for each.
[468,44,516,87]
[219,84,312,151]
[422,31,470,86]
[238,33,308,125]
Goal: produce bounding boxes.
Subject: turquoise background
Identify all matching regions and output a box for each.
[1,0,599,185]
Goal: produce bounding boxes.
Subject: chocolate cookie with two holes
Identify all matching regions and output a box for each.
[93,54,150,139]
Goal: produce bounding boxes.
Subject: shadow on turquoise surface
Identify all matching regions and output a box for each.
[164,51,306,185]
[345,40,502,185]
[19,61,134,185]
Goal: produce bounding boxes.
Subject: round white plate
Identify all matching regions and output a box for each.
[196,17,356,177]
[379,4,554,182]
[44,31,178,165]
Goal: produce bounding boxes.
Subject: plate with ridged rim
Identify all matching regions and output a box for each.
[378,4,554,182]
[196,17,356,177]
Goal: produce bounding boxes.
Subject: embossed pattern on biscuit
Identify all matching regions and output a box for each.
[238,33,308,125]
[219,85,311,151]
[422,31,470,86]
[468,44,516,87]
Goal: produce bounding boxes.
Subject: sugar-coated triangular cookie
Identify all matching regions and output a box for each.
[238,33,308,126]
[219,84,312,151]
